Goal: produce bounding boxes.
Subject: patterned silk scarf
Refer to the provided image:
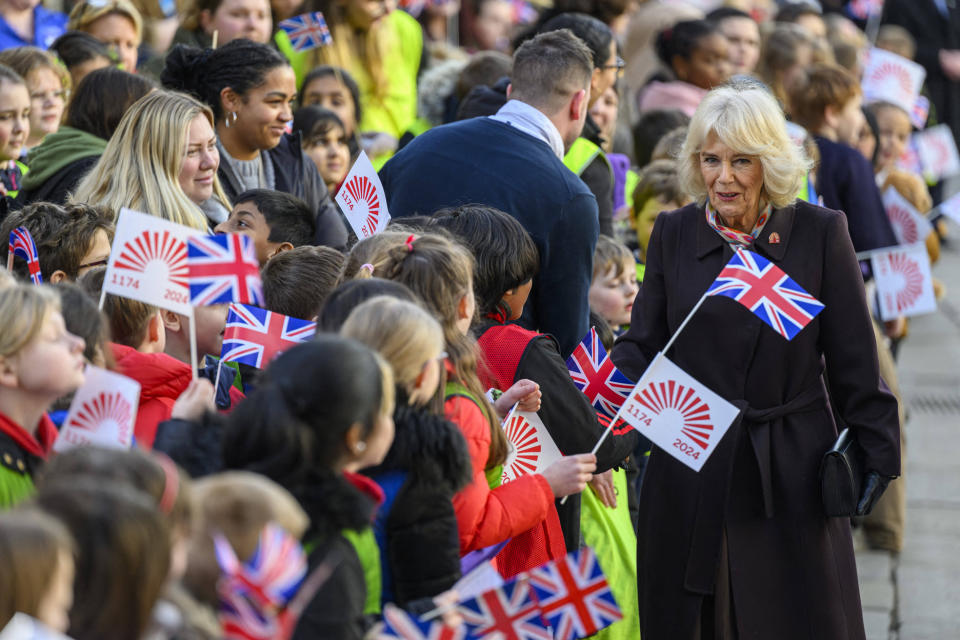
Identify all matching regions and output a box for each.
[705,201,773,247]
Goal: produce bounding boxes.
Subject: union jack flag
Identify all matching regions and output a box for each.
[706,249,824,340]
[458,577,552,640]
[845,0,883,20]
[214,523,308,640]
[278,12,332,51]
[8,226,42,284]
[378,603,467,640]
[187,234,263,306]
[565,327,635,420]
[527,548,622,640]
[221,303,316,369]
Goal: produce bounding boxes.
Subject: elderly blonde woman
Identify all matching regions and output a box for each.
[612,80,900,640]
[71,90,229,230]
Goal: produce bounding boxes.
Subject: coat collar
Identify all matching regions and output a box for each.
[696,201,797,262]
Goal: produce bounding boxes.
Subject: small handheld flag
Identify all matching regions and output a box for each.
[566,327,635,420]
[457,576,552,640]
[214,523,308,640]
[221,303,316,369]
[278,12,332,51]
[336,151,391,239]
[378,603,466,639]
[883,186,934,245]
[871,244,937,321]
[500,404,562,484]
[102,208,198,315]
[706,249,824,340]
[188,233,263,306]
[616,353,739,472]
[8,226,42,284]
[527,547,622,640]
[53,366,140,453]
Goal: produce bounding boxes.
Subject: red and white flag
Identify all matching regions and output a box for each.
[54,366,140,453]
[914,124,960,181]
[861,48,925,118]
[883,187,934,246]
[872,244,937,321]
[617,353,739,472]
[500,407,562,485]
[336,151,390,240]
[102,208,199,314]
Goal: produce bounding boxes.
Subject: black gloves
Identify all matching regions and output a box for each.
[856,471,896,516]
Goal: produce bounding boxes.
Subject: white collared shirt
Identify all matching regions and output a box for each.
[489,100,566,160]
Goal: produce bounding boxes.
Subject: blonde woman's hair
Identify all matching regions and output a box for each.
[71,91,229,230]
[677,80,812,210]
[0,285,61,359]
[341,296,445,395]
[68,0,143,41]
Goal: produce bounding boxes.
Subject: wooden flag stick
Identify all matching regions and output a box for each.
[212,358,223,398]
[97,287,107,312]
[5,253,12,273]
[211,29,219,49]
[189,310,199,381]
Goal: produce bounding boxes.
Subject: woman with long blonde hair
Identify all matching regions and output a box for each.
[71,90,230,230]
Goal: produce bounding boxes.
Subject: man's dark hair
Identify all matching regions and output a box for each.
[456,51,512,101]
[540,13,613,70]
[429,205,539,317]
[510,29,593,113]
[262,246,345,320]
[233,189,316,246]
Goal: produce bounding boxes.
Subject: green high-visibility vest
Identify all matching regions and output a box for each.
[563,137,609,177]
[580,469,640,639]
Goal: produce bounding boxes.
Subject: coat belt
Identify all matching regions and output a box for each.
[683,380,827,594]
[742,382,827,518]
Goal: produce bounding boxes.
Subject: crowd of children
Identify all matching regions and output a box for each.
[0,0,952,637]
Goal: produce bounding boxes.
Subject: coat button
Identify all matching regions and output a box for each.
[16,460,25,471]
[2,454,10,466]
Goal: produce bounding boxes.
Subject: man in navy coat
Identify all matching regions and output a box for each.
[380,29,598,358]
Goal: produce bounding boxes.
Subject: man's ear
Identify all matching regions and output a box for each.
[161,309,182,332]
[267,242,294,260]
[570,88,588,122]
[48,270,68,284]
[506,83,513,99]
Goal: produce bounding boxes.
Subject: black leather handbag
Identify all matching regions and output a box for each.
[819,428,864,517]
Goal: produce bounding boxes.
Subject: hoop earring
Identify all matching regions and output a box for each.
[225,111,237,128]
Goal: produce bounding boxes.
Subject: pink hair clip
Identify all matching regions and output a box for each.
[360,263,375,274]
[405,234,416,252]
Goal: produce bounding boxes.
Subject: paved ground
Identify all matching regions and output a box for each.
[856,237,960,639]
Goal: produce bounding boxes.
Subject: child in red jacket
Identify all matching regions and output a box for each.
[360,231,596,577]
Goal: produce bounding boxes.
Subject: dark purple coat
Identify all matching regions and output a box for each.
[612,201,901,640]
